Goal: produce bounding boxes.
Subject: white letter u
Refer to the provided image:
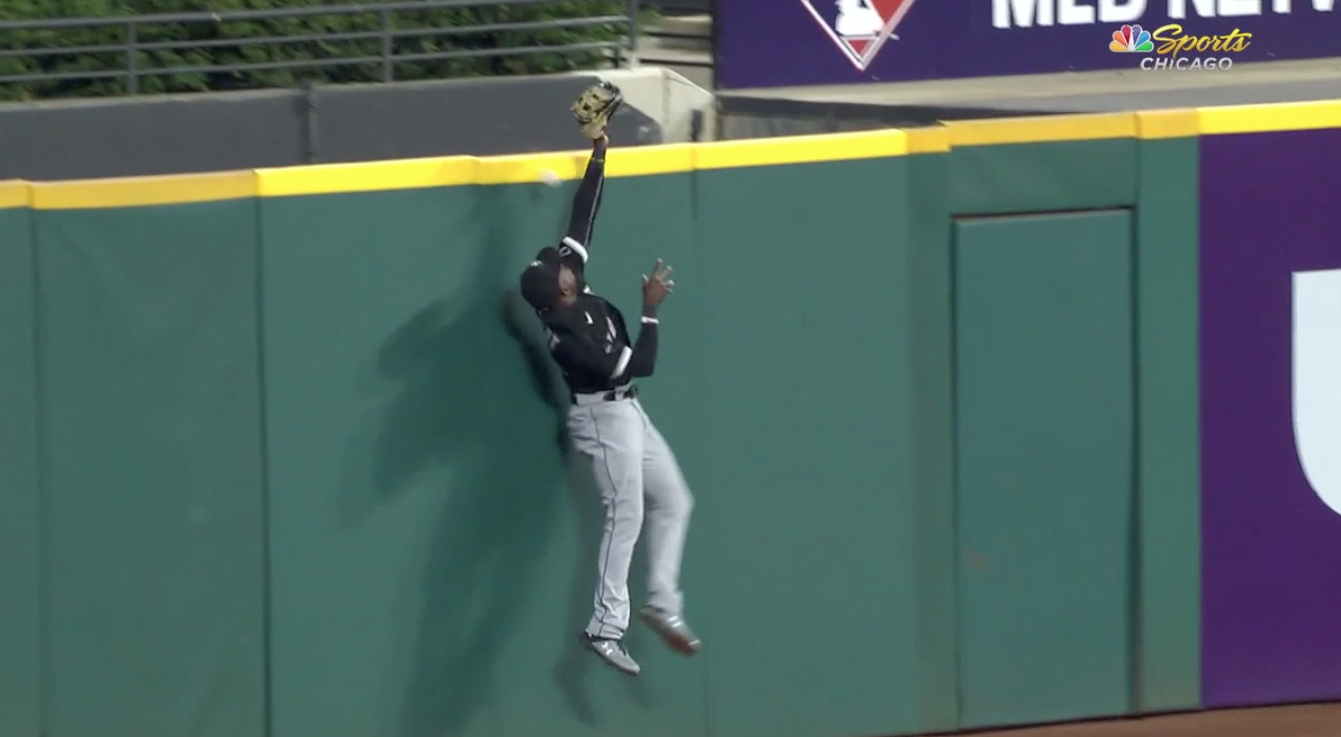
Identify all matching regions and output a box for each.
[1293,268,1341,515]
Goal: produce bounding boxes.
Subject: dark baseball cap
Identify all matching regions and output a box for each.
[519,259,561,311]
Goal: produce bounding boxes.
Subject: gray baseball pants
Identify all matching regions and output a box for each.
[567,390,694,640]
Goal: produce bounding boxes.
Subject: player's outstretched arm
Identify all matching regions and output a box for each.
[560,136,608,263]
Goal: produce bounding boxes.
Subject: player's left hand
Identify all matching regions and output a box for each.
[642,259,674,307]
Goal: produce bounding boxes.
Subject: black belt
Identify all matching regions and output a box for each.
[571,384,637,405]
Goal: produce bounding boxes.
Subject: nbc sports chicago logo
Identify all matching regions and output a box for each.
[1109,22,1251,71]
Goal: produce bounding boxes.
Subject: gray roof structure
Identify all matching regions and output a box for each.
[711,57,1341,138]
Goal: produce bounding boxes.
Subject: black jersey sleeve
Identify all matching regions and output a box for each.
[623,308,660,378]
[558,139,608,266]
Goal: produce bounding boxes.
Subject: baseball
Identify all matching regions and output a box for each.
[540,169,561,187]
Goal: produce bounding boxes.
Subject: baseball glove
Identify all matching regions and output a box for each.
[571,81,623,139]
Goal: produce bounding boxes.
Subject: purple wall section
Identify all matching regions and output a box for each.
[1199,128,1341,708]
[717,2,1341,89]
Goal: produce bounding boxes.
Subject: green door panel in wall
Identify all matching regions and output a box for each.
[947,139,1137,216]
[259,175,703,737]
[694,158,924,737]
[33,202,268,737]
[0,207,40,737]
[953,210,1135,729]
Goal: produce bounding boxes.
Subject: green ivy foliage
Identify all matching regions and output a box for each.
[0,0,635,100]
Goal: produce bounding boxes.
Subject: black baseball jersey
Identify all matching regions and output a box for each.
[543,295,658,394]
[530,141,661,395]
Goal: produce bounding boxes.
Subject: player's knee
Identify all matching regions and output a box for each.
[664,488,694,518]
[610,495,645,527]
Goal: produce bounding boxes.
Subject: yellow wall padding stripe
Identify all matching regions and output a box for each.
[0,180,29,210]
[606,143,696,178]
[1136,109,1201,139]
[30,170,258,210]
[694,129,908,170]
[256,156,478,198]
[476,151,585,186]
[255,143,700,196]
[1197,100,1341,136]
[906,127,951,154]
[947,113,1138,147]
[8,97,1341,207]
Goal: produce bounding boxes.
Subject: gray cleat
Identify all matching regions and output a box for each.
[639,606,702,656]
[583,635,641,676]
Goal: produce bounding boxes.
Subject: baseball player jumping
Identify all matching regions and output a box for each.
[518,82,699,677]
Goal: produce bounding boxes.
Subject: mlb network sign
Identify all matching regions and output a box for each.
[1110,22,1250,69]
[992,0,1334,28]
[715,0,1340,88]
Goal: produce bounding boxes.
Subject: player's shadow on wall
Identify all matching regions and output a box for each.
[376,293,561,737]
[551,517,658,721]
[336,191,567,737]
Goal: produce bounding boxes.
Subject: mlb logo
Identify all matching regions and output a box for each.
[802,0,919,71]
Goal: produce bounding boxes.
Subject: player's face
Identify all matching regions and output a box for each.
[557,265,578,304]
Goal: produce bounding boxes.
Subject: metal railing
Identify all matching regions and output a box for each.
[634,0,712,70]
[0,0,644,97]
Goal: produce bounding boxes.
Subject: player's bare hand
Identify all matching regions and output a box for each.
[642,259,674,307]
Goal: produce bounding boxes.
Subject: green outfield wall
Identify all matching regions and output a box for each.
[2,100,1328,737]
[0,201,40,737]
